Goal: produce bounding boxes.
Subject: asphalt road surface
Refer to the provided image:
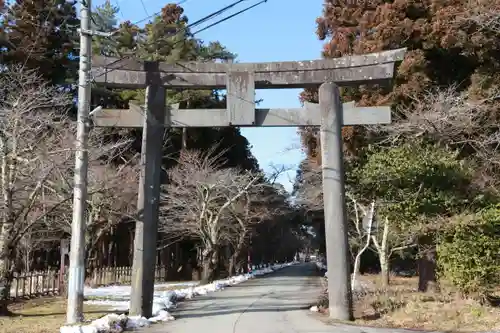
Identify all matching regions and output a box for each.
[145,262,428,333]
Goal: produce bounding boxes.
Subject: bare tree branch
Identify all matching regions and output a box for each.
[159,149,266,281]
[0,67,136,297]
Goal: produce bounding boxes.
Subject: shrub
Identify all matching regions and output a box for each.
[437,207,500,298]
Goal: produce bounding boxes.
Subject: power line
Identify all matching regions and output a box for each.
[192,0,266,35]
[112,0,128,22]
[106,0,248,45]
[138,0,150,20]
[187,0,246,29]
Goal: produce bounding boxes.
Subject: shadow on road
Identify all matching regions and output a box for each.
[171,264,322,320]
[188,289,314,302]
[175,303,312,319]
[251,263,321,278]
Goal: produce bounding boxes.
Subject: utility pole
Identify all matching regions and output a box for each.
[66,0,92,324]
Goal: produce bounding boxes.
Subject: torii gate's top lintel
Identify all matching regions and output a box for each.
[91,48,406,89]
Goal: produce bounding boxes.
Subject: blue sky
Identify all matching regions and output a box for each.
[101,0,325,192]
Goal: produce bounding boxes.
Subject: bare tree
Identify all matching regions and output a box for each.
[0,67,73,314]
[227,180,288,275]
[0,67,137,314]
[42,129,138,264]
[378,86,500,193]
[347,195,375,287]
[160,149,261,283]
[368,214,418,287]
[294,163,419,287]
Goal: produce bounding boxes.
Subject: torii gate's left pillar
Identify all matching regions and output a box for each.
[129,84,166,317]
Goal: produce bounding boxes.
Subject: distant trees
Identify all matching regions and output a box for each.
[160,149,295,283]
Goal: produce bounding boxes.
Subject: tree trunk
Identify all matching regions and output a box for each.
[201,253,214,284]
[380,254,390,288]
[418,236,439,292]
[0,252,14,316]
[351,248,363,287]
[228,255,236,277]
[107,230,114,267]
[229,230,248,276]
[201,247,219,284]
[352,201,374,287]
[373,217,391,287]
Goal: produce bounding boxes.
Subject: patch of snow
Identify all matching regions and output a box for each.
[84,282,198,299]
[60,313,129,333]
[310,305,319,312]
[60,261,297,333]
[315,261,327,271]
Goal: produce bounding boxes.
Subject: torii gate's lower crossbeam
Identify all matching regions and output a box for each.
[92,102,391,128]
[84,48,406,321]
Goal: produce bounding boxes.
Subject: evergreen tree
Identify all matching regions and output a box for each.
[91,0,119,57]
[1,0,79,86]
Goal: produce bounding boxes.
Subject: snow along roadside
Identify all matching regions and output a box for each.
[60,261,297,333]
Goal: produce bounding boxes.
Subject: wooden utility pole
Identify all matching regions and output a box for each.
[89,48,406,320]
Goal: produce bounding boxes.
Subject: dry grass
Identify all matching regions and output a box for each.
[320,275,500,332]
[0,297,113,333]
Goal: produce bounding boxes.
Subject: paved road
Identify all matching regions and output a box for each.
[145,263,426,333]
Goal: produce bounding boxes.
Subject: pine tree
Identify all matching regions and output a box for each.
[1,0,79,85]
[91,0,119,57]
[90,3,256,172]
[315,0,500,105]
[139,4,196,62]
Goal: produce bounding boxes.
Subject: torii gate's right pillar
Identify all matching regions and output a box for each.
[319,82,353,320]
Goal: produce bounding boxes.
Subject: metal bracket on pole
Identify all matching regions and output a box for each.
[88,106,103,117]
[78,28,113,38]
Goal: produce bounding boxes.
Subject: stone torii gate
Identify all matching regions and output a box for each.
[89,48,406,320]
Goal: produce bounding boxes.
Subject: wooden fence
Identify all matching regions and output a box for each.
[6,266,169,300]
[88,266,168,286]
[9,270,61,299]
